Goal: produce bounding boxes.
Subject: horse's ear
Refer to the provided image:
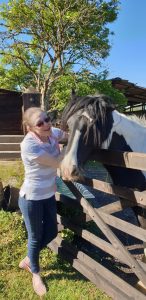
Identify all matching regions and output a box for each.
[71,88,76,101]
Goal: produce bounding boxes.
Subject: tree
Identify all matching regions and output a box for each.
[50,70,127,111]
[0,55,35,90]
[0,0,120,108]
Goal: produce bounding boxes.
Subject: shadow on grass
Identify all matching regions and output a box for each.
[43,270,87,282]
[43,254,87,282]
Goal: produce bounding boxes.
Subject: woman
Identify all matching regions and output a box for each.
[18,107,68,296]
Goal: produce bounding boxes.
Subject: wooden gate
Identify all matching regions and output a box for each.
[49,150,146,299]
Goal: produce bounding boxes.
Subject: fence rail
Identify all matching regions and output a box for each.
[49,149,146,299]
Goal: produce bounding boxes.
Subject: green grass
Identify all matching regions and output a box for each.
[0,162,111,300]
[0,161,24,188]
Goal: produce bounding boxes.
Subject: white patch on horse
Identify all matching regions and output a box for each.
[81,111,93,123]
[101,110,146,178]
[61,129,81,178]
[128,114,146,127]
[101,111,122,149]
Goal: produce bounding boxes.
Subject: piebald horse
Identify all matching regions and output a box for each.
[60,94,146,257]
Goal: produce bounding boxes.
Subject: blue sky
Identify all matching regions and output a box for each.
[105,0,146,87]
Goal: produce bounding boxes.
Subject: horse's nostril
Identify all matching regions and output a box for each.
[71,165,80,177]
[70,165,84,182]
[71,165,79,176]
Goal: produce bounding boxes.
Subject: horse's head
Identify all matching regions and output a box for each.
[60,94,114,181]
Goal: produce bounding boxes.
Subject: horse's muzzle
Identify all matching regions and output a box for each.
[71,166,84,181]
[61,165,84,182]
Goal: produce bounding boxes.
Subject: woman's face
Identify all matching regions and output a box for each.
[29,111,52,137]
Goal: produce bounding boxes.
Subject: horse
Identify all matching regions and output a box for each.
[60,93,146,258]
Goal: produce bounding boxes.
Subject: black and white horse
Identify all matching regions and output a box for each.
[60,94,146,255]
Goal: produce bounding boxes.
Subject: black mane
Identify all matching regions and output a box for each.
[62,94,115,147]
[62,94,115,125]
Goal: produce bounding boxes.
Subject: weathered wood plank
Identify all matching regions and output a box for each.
[85,178,146,207]
[80,195,146,283]
[99,211,146,242]
[49,236,146,300]
[0,151,21,160]
[57,214,146,270]
[91,149,146,171]
[97,199,135,214]
[57,214,129,265]
[0,143,20,151]
[56,192,135,215]
[64,181,146,285]
[0,135,23,143]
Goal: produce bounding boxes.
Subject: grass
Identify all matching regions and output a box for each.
[0,161,111,300]
[0,161,24,188]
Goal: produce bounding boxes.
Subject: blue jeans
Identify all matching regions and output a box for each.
[18,195,57,273]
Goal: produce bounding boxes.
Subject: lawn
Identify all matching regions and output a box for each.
[0,161,111,300]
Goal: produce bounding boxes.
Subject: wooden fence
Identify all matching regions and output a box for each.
[49,149,146,299]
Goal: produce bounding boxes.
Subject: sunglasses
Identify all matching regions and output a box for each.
[35,117,51,127]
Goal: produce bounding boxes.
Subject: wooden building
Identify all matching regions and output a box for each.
[0,89,23,135]
[111,77,146,115]
[0,88,41,135]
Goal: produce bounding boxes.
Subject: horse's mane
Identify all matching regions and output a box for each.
[62,94,115,147]
[128,114,146,127]
[62,94,115,125]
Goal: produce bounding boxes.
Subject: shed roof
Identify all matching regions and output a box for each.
[0,88,22,95]
[111,78,146,104]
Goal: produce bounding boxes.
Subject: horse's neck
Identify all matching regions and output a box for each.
[102,110,146,153]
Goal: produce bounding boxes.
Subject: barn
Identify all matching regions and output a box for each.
[111,77,146,115]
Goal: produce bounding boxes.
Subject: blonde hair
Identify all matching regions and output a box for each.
[23,107,44,128]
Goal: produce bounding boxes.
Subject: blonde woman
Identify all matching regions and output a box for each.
[18,107,68,296]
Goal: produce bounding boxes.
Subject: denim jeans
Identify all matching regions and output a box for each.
[18,195,57,273]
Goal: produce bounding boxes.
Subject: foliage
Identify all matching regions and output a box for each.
[0,0,120,108]
[0,55,38,90]
[61,228,74,242]
[50,70,127,111]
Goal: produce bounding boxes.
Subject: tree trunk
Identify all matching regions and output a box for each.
[41,91,45,110]
[41,86,51,111]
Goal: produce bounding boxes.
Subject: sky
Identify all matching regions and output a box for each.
[105,0,146,87]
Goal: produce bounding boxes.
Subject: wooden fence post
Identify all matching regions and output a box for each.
[22,87,41,112]
[22,87,41,134]
[0,180,4,209]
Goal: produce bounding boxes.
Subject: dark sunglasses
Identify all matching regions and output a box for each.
[35,117,51,127]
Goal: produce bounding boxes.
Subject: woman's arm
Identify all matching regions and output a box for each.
[35,149,66,168]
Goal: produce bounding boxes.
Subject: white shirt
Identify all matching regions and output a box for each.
[20,127,65,200]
